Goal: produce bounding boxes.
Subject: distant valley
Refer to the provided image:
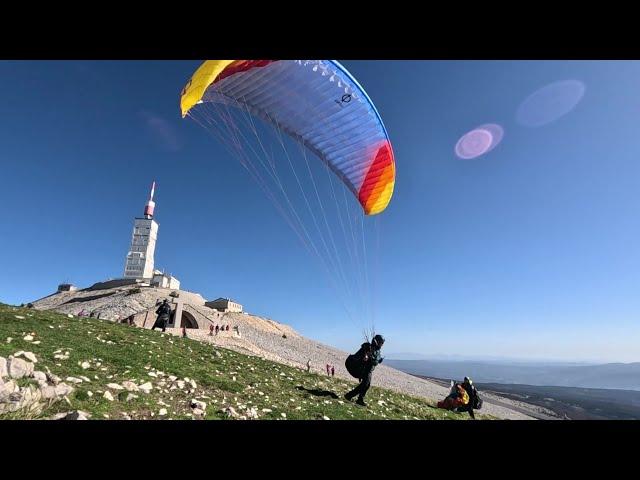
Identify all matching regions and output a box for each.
[386,359,640,391]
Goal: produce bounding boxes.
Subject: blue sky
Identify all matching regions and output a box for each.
[1,60,639,363]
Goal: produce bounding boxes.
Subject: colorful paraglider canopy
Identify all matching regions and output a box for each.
[180,60,396,215]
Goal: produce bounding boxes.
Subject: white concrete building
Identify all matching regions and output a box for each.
[151,270,180,290]
[124,182,159,281]
[205,298,243,313]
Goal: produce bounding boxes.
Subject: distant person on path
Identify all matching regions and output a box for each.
[152,299,171,333]
[326,364,331,376]
[331,366,335,377]
[307,360,311,373]
[209,324,214,336]
[182,326,187,338]
[215,325,219,335]
[226,325,230,331]
[344,334,385,407]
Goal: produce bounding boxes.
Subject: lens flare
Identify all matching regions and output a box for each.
[455,123,504,159]
[516,80,586,127]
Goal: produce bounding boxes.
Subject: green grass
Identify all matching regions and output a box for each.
[0,303,476,420]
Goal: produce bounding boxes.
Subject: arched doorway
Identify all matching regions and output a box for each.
[180,311,198,329]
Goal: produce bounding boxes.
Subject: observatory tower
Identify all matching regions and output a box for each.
[123,182,159,280]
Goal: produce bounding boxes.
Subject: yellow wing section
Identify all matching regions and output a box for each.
[180,60,235,118]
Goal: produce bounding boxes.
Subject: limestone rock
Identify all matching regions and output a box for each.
[0,357,7,378]
[65,377,83,384]
[0,380,17,402]
[106,383,124,390]
[54,383,73,397]
[190,399,207,411]
[32,371,47,384]
[15,351,37,363]
[103,391,114,401]
[122,381,139,392]
[40,385,57,400]
[81,362,91,369]
[8,357,33,379]
[138,382,153,393]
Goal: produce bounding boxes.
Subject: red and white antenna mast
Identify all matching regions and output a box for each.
[144,181,156,219]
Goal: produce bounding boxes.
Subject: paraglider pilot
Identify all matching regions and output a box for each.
[345,334,385,406]
[152,299,172,333]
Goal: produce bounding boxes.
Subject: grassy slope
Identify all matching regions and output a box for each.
[0,303,476,420]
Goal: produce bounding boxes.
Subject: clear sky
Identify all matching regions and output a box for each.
[1,60,639,363]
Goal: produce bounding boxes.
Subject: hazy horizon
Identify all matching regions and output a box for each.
[385,352,635,365]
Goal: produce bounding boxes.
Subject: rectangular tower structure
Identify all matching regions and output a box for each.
[124,181,159,280]
[124,218,158,280]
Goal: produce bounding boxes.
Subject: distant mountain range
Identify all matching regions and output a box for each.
[386,352,595,365]
[386,359,640,391]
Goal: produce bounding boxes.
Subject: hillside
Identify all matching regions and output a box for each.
[0,303,484,420]
[21,285,535,419]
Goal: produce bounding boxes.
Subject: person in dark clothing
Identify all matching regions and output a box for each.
[344,334,385,407]
[458,376,478,419]
[152,299,171,332]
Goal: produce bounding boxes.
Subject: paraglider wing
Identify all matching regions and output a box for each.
[180,60,395,215]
